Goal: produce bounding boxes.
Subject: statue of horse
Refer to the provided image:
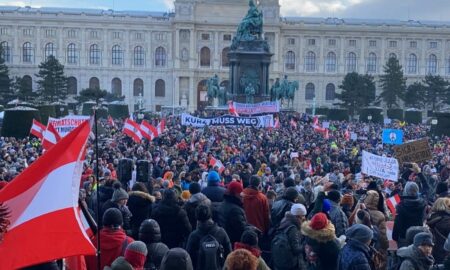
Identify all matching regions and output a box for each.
[286,81,299,107]
[206,75,220,103]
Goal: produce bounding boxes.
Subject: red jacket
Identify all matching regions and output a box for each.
[242,187,270,234]
[85,228,134,270]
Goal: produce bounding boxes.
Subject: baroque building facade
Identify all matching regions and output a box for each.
[1,0,450,112]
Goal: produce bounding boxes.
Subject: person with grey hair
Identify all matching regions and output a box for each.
[393,181,427,248]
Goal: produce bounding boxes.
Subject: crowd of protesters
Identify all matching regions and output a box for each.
[1,111,450,270]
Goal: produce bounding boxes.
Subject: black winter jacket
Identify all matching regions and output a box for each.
[392,196,427,242]
[218,194,248,245]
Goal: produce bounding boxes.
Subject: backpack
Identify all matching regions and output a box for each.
[271,225,296,269]
[197,226,224,270]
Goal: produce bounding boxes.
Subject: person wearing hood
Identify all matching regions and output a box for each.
[234,229,270,270]
[397,232,435,270]
[242,176,270,234]
[101,182,133,232]
[327,190,348,238]
[139,219,169,270]
[271,187,299,229]
[186,204,232,269]
[151,189,192,248]
[86,208,134,270]
[184,182,212,230]
[393,182,427,248]
[128,182,155,239]
[105,241,148,270]
[201,170,226,202]
[160,248,194,270]
[363,190,389,251]
[426,197,450,264]
[218,181,248,245]
[338,224,373,270]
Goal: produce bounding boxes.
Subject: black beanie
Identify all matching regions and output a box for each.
[283,178,295,188]
[241,230,258,247]
[103,208,123,227]
[195,204,211,222]
[436,182,448,196]
[284,187,299,202]
[327,190,341,203]
[189,182,201,195]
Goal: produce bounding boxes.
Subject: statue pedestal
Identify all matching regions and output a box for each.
[213,98,219,107]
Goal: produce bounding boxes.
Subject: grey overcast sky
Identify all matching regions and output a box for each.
[0,0,449,21]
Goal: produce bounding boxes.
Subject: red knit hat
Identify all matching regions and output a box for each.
[124,241,148,269]
[310,213,328,230]
[227,181,243,196]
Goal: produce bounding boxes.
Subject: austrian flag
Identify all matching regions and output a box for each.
[30,119,46,139]
[209,156,225,173]
[386,194,401,216]
[123,118,143,143]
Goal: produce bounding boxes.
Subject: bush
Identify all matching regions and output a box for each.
[1,106,41,138]
[359,107,383,124]
[39,105,56,125]
[433,112,450,136]
[108,104,129,119]
[405,110,422,124]
[81,102,96,116]
[327,108,349,121]
[387,108,404,121]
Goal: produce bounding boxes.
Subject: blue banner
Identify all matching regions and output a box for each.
[382,129,403,145]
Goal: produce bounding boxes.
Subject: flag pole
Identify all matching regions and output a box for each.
[94,108,101,270]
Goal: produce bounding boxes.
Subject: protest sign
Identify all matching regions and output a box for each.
[382,129,403,145]
[350,132,358,141]
[48,115,90,137]
[361,151,399,181]
[393,138,432,164]
[233,101,280,115]
[322,121,330,129]
[181,113,273,128]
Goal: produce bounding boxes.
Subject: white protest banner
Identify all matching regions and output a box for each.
[48,115,90,137]
[384,118,392,125]
[181,113,273,128]
[233,101,280,115]
[322,121,330,129]
[350,132,358,141]
[361,151,399,182]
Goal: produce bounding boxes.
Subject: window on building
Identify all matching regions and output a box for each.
[22,42,32,63]
[155,47,166,67]
[326,52,337,72]
[155,32,164,41]
[89,44,100,65]
[67,43,77,64]
[112,45,123,65]
[200,47,211,67]
[325,83,335,101]
[90,31,98,39]
[389,41,397,48]
[328,39,336,46]
[46,29,56,37]
[305,83,315,100]
[134,46,145,66]
[369,40,377,47]
[68,29,76,38]
[0,28,8,35]
[430,41,438,49]
[113,31,122,39]
[408,53,417,74]
[389,53,397,59]
[223,34,231,41]
[133,78,144,96]
[23,28,32,36]
[44,42,56,60]
[135,32,143,40]
[67,77,77,95]
[349,39,356,47]
[287,38,295,45]
[347,52,357,72]
[285,51,295,70]
[305,51,316,72]
[222,47,230,67]
[155,79,165,97]
[89,77,100,89]
[410,41,417,48]
[111,78,122,96]
[427,54,437,74]
[201,33,210,40]
[367,52,377,73]
[307,39,315,46]
[0,41,10,62]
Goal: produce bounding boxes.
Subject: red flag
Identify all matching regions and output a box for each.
[107,116,116,129]
[344,129,350,141]
[312,117,329,139]
[30,119,46,139]
[42,123,61,150]
[0,121,95,269]
[140,120,156,140]
[209,156,225,173]
[157,119,166,135]
[191,130,196,152]
[123,118,143,143]
[386,194,401,216]
[228,101,239,117]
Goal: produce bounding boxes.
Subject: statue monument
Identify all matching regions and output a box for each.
[271,75,299,108]
[228,0,273,103]
[206,74,227,106]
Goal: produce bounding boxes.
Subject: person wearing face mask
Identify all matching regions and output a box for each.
[397,232,435,270]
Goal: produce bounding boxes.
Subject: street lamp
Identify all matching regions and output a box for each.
[368,115,372,122]
[431,119,438,125]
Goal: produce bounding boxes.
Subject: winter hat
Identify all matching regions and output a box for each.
[283,178,295,188]
[181,190,191,200]
[310,213,328,230]
[405,226,431,246]
[346,224,373,244]
[207,171,221,184]
[160,248,194,270]
[189,182,201,194]
[284,187,299,202]
[241,229,258,247]
[125,241,148,269]
[139,219,162,243]
[322,199,331,213]
[195,204,211,222]
[413,232,434,247]
[290,203,307,216]
[103,208,123,228]
[109,257,133,270]
[112,182,129,202]
[227,181,243,196]
[327,190,341,203]
[444,233,450,252]
[436,182,449,197]
[404,181,419,197]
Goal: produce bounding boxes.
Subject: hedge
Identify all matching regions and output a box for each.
[359,107,383,124]
[387,108,404,121]
[405,110,422,124]
[327,108,349,121]
[39,105,56,125]
[1,106,41,138]
[108,104,129,119]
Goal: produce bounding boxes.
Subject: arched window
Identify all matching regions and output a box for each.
[1,41,11,62]
[111,78,122,96]
[427,54,437,74]
[23,42,32,63]
[347,52,357,72]
[22,75,33,93]
[305,83,315,100]
[112,45,123,65]
[389,53,397,59]
[155,79,165,97]
[67,77,77,95]
[89,77,100,89]
[67,43,77,64]
[367,52,377,73]
[408,54,417,74]
[285,51,295,70]
[305,51,316,72]
[200,47,211,67]
[134,46,144,66]
[44,43,56,60]
[155,47,166,67]
[89,44,100,65]
[325,83,335,101]
[222,47,230,67]
[326,52,337,72]
[133,78,144,97]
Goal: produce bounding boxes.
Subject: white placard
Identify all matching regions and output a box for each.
[350,132,358,141]
[48,115,90,137]
[361,151,399,182]
[322,121,330,129]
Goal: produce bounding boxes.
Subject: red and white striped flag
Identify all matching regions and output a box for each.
[191,130,196,152]
[209,156,225,173]
[30,119,46,139]
[344,129,350,141]
[123,118,143,143]
[386,194,401,216]
[140,120,157,141]
[42,123,61,151]
[0,121,95,269]
[312,117,329,139]
[107,116,116,129]
[157,119,166,135]
[228,101,239,117]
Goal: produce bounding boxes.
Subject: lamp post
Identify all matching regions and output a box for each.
[368,115,372,123]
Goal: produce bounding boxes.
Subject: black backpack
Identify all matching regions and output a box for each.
[197,226,225,270]
[271,225,296,269]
